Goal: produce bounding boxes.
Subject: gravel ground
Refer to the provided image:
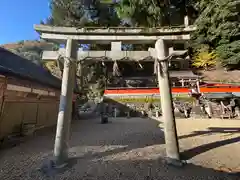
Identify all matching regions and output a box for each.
[0,117,239,180]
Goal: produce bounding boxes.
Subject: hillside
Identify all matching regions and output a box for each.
[1,40,57,66]
[1,40,53,50]
[1,40,63,79]
[200,70,240,84]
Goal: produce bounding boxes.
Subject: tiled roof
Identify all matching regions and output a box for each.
[169,71,199,78]
[0,47,61,89]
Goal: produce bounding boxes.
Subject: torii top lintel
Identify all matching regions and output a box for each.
[34,25,196,44]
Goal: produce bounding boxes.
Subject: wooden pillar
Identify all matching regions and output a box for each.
[180,79,185,87]
[77,60,83,91]
[184,15,189,27]
[195,79,201,106]
[196,79,200,93]
[114,108,117,118]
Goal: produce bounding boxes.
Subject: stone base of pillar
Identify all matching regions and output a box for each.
[163,157,185,167]
[39,158,76,176]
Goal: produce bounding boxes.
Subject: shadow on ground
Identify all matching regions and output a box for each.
[36,154,239,180]
[1,117,239,180]
[35,119,239,180]
[179,127,240,160]
[179,127,240,139]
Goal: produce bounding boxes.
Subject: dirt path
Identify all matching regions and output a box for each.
[0,117,239,180]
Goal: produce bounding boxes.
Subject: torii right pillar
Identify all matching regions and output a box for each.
[155,39,182,166]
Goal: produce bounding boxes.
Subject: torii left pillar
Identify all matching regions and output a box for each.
[54,39,78,166]
[155,39,182,166]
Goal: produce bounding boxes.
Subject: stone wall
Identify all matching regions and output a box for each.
[104,94,195,116]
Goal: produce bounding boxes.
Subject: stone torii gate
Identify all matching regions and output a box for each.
[34,24,195,167]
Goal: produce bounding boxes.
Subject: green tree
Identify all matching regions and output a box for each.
[192,0,240,67]
[49,0,86,26]
[49,0,120,27]
[114,0,197,27]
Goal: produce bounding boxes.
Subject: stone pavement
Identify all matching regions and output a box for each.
[0,117,239,180]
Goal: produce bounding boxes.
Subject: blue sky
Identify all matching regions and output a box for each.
[0,0,51,44]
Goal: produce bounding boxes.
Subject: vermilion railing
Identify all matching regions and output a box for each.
[104,84,240,95]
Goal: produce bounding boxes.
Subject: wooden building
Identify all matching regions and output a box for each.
[0,47,66,141]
